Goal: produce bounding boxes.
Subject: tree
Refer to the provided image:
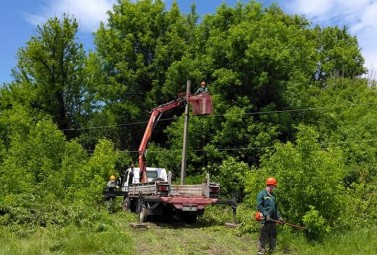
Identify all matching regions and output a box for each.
[0,105,123,228]
[305,78,377,226]
[307,78,377,183]
[312,26,367,84]
[6,15,90,140]
[244,125,346,231]
[89,0,199,153]
[143,1,368,176]
[164,2,317,169]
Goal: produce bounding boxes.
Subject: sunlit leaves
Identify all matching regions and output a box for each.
[9,15,90,140]
[245,125,346,231]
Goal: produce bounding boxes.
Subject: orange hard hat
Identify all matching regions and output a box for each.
[201,81,206,86]
[265,177,277,186]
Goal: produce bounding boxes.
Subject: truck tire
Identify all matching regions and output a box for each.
[139,206,148,223]
[182,212,197,224]
[129,199,136,212]
[136,197,149,223]
[161,208,174,222]
[122,197,130,211]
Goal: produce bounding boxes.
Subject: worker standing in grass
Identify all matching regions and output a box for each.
[256,177,284,255]
[106,175,119,213]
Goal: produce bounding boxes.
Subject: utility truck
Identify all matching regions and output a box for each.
[121,166,221,223]
[105,81,236,224]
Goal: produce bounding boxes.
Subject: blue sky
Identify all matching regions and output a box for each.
[1,0,376,84]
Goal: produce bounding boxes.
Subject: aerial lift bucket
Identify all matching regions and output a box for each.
[189,93,213,115]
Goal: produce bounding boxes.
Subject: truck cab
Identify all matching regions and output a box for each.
[121,167,168,192]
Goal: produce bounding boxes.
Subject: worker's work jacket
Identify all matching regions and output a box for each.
[256,189,280,223]
[194,87,209,95]
[106,180,117,192]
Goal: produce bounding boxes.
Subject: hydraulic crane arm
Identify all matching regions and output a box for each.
[137,90,212,184]
[138,98,185,183]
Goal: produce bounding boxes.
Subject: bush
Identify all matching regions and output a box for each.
[247,125,347,236]
[302,206,331,241]
[0,195,112,232]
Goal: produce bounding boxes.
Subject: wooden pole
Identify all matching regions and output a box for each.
[180,80,190,185]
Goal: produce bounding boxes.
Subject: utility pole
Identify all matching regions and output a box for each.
[180,80,190,185]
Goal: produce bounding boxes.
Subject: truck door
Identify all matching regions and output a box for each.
[121,169,130,192]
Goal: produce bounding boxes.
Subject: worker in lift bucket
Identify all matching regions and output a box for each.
[194,81,209,95]
[256,177,284,255]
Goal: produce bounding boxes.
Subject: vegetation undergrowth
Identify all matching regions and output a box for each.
[1,202,376,255]
[1,0,377,254]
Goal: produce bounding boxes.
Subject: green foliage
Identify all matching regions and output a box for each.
[48,224,134,255]
[309,78,377,180]
[302,206,331,241]
[244,125,347,238]
[235,203,261,235]
[52,140,88,199]
[0,105,122,230]
[304,78,377,229]
[0,107,65,196]
[89,0,197,152]
[72,139,121,205]
[214,157,249,199]
[313,26,366,83]
[145,142,182,177]
[0,223,134,255]
[1,1,376,244]
[7,15,90,140]
[342,180,377,229]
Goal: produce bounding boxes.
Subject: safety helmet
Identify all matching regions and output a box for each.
[265,177,277,187]
[201,81,206,86]
[110,175,116,180]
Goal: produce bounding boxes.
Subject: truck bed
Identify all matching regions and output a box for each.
[127,182,215,198]
[127,181,168,196]
[170,184,203,196]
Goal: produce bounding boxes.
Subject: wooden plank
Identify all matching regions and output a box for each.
[128,183,157,196]
[225,223,241,228]
[170,184,203,196]
[129,223,149,229]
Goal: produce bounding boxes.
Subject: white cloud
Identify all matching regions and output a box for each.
[281,0,377,74]
[24,0,117,32]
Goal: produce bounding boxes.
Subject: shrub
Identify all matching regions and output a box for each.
[302,206,331,241]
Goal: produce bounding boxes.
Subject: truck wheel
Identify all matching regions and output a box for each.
[129,199,136,212]
[161,208,174,222]
[182,213,197,224]
[139,206,148,223]
[122,197,130,211]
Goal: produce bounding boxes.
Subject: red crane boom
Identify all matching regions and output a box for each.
[138,98,185,183]
[138,92,212,183]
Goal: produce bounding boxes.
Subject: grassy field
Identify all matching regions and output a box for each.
[1,208,376,255]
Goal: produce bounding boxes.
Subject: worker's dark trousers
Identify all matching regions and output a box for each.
[257,222,277,255]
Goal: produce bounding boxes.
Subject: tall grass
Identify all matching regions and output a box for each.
[0,224,134,255]
[1,207,376,255]
[278,228,377,255]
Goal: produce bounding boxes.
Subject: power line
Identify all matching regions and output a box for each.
[97,137,377,155]
[62,116,178,131]
[62,102,377,131]
[213,102,377,117]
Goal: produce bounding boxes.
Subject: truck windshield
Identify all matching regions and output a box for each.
[146,171,158,179]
